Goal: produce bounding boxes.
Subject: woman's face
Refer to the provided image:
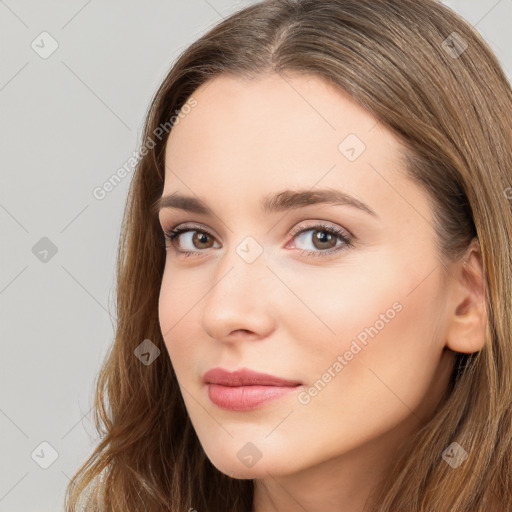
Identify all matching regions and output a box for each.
[157,73,456,480]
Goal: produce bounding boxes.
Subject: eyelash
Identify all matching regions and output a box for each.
[160,222,353,259]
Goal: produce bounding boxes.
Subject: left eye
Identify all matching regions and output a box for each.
[291,225,351,254]
[162,222,353,258]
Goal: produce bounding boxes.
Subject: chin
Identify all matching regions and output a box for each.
[202,442,298,480]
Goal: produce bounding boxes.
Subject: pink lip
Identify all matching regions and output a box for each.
[202,368,303,411]
[202,367,302,387]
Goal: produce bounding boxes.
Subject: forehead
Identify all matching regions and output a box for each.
[166,72,388,162]
[162,73,430,226]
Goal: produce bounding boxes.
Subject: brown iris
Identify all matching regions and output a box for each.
[193,231,215,249]
[310,229,337,250]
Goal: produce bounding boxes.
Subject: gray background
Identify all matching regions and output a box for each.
[1,1,510,510]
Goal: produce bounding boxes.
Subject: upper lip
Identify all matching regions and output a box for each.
[202,367,302,387]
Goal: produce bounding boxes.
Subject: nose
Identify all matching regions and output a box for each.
[200,244,277,343]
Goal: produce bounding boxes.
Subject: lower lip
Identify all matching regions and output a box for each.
[206,383,300,411]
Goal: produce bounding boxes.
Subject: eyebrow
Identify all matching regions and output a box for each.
[152,188,377,218]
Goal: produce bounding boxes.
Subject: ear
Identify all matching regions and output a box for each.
[445,237,487,354]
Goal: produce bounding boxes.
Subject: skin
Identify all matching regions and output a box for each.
[157,73,486,512]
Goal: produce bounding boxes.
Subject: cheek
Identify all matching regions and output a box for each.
[298,258,448,425]
[158,263,205,328]
[158,271,202,379]
[277,251,406,356]
[291,241,444,357]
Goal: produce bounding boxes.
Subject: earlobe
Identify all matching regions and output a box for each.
[445,238,487,354]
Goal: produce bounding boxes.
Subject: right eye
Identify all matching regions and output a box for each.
[162,224,221,257]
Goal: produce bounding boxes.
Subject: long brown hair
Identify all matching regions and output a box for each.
[64,1,512,510]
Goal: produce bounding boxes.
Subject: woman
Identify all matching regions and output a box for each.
[65,0,512,510]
